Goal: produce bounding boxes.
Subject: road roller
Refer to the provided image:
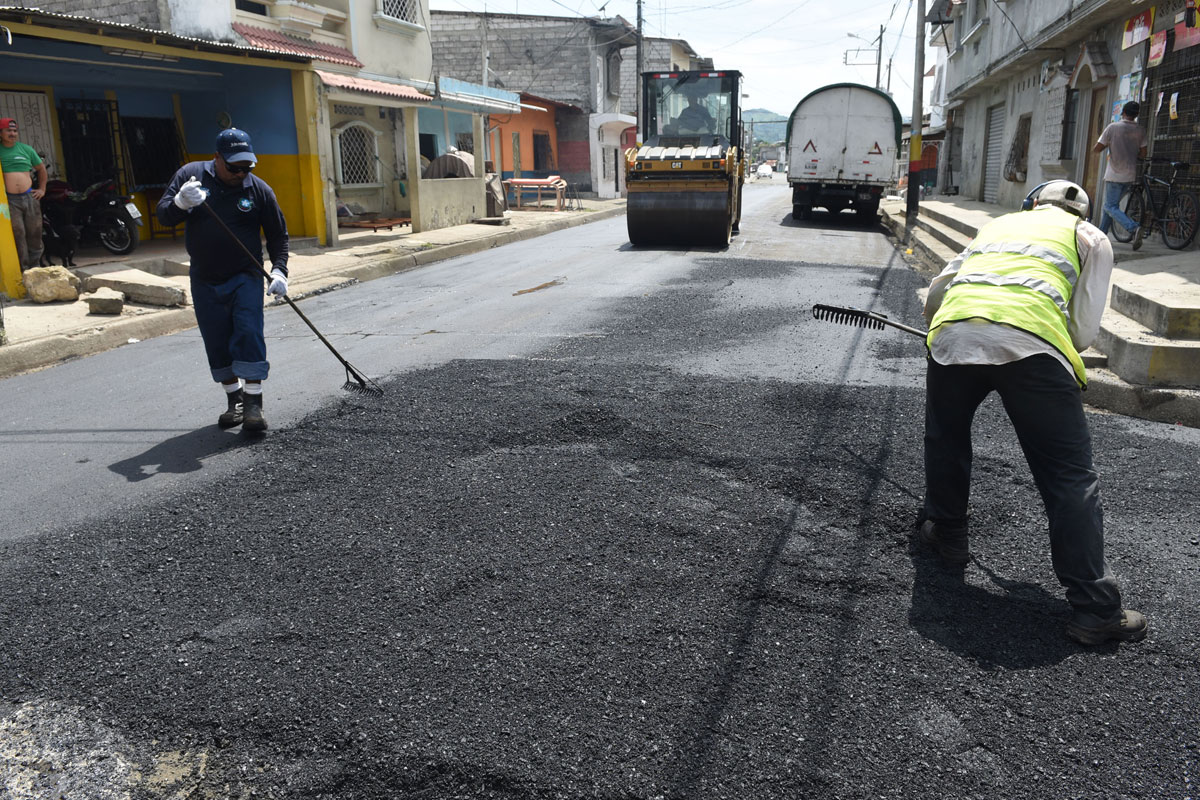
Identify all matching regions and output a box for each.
[625,70,745,247]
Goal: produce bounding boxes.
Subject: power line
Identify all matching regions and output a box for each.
[890,0,913,61]
[709,0,813,53]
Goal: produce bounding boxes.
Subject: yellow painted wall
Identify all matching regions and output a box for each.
[155,152,315,242]
[0,164,25,299]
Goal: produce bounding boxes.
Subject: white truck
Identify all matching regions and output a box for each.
[785,83,901,221]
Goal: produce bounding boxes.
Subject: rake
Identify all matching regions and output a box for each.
[200,201,384,396]
[812,303,927,339]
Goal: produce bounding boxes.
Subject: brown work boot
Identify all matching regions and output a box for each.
[917,520,970,566]
[1066,609,1148,646]
[218,389,244,429]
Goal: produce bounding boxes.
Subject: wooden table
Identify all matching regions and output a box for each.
[503,176,568,211]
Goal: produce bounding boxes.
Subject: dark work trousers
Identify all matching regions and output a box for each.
[923,354,1123,614]
[190,271,269,383]
[7,191,43,270]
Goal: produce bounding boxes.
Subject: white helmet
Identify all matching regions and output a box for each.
[1035,180,1090,218]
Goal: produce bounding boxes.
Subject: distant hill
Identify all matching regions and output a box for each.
[744,108,788,145]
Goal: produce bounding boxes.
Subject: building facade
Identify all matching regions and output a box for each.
[2,0,515,245]
[929,0,1197,245]
[428,10,637,199]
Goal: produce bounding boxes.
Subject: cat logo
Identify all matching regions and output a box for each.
[868,142,883,155]
[803,140,817,153]
[671,161,683,169]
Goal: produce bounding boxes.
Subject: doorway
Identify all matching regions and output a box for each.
[1082,87,1109,224]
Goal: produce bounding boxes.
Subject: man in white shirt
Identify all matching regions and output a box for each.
[1093,101,1148,249]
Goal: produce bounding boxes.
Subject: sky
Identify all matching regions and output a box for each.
[427,0,938,120]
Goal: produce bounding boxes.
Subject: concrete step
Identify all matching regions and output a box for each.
[1096,311,1200,387]
[1109,280,1200,339]
[915,202,983,240]
[1081,347,1109,368]
[912,212,971,255]
[878,201,957,274]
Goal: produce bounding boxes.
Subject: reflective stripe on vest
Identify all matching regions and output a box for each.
[956,240,1080,286]
[928,207,1088,386]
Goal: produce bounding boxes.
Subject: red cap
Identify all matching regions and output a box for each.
[0,118,16,130]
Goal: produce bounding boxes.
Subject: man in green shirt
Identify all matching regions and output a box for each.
[0,117,48,270]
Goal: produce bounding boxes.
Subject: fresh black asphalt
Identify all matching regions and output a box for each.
[1,251,1197,799]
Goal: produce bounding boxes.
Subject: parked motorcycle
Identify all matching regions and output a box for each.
[41,177,142,256]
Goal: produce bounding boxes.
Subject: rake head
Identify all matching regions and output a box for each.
[343,366,385,397]
[812,304,887,330]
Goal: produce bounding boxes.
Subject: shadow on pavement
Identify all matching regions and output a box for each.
[108,425,256,482]
[908,534,1076,670]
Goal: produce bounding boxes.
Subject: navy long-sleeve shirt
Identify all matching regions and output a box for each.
[156,160,289,283]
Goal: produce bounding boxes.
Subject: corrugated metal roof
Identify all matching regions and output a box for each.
[0,6,307,62]
[233,23,362,68]
[521,92,580,111]
[316,70,431,102]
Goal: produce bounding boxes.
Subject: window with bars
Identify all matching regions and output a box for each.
[380,0,418,24]
[336,123,380,186]
[1145,26,1200,193]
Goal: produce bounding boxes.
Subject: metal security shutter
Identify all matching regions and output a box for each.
[982,103,1005,203]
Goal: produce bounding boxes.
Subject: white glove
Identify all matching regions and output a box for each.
[173,177,208,211]
[267,269,288,297]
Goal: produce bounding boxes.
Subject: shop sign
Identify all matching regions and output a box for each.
[1148,30,1168,65]
[1176,20,1200,51]
[1122,8,1155,49]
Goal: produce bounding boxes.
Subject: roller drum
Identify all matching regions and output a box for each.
[626,186,733,247]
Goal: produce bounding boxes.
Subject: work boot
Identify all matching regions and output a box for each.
[1132,224,1144,251]
[218,389,244,429]
[1066,608,1148,646]
[917,519,970,566]
[242,392,268,432]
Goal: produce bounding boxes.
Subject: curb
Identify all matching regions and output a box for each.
[0,205,627,380]
[1084,367,1200,428]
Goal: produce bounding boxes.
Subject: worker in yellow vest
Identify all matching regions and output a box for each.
[919,179,1146,647]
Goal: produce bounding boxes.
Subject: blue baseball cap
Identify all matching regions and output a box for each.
[216,127,257,165]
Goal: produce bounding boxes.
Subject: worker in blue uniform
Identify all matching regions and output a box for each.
[157,128,289,432]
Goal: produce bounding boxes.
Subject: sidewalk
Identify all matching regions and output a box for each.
[880,195,1200,428]
[0,198,627,379]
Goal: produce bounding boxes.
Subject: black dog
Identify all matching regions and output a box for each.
[41,218,82,267]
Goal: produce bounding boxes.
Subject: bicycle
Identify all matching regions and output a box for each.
[1111,157,1199,250]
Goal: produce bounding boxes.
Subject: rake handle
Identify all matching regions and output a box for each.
[198,200,359,375]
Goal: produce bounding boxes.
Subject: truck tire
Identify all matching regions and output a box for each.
[857,200,880,220]
[793,204,811,221]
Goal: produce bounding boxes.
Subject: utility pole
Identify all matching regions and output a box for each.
[635,0,644,140]
[481,15,488,87]
[906,0,925,219]
[876,24,883,90]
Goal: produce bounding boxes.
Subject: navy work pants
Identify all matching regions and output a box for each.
[190,271,269,382]
[923,354,1123,614]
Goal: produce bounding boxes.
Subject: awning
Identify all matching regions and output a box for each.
[437,77,522,114]
[317,69,431,102]
[233,23,362,68]
[1069,42,1116,88]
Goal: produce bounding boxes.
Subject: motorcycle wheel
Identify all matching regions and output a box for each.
[96,208,139,256]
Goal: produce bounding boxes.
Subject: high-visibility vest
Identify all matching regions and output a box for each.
[928,206,1087,386]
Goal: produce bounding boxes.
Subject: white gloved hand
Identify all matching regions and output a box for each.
[267,269,288,297]
[172,177,208,211]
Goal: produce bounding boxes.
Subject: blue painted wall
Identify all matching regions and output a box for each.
[2,36,298,158]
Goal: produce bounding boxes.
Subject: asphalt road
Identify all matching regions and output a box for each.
[1,183,1198,799]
